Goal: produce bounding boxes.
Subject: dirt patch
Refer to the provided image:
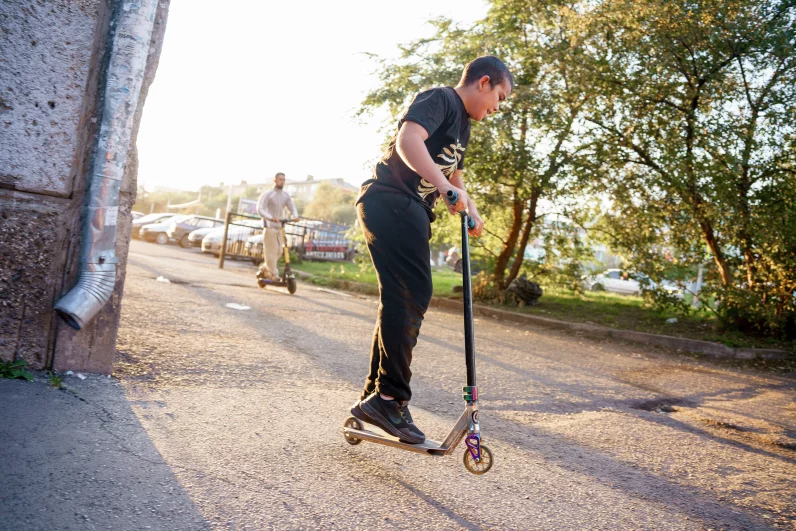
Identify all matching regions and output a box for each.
[700,418,746,432]
[631,398,693,412]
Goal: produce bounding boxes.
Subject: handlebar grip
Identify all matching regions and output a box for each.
[445,191,476,230]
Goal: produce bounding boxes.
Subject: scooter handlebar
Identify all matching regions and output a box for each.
[445,191,476,230]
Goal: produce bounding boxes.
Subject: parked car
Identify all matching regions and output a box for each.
[245,234,264,264]
[303,233,356,262]
[186,226,220,248]
[131,212,176,239]
[166,215,225,248]
[201,219,262,257]
[131,211,146,220]
[140,215,189,244]
[244,227,355,264]
[244,232,303,265]
[583,269,683,298]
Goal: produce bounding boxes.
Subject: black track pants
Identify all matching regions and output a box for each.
[357,193,432,402]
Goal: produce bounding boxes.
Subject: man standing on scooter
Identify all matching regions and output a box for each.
[256,172,299,282]
[350,56,513,444]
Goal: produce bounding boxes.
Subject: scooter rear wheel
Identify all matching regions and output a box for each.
[343,417,363,445]
[463,443,493,474]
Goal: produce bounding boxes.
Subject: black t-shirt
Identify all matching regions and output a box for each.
[357,87,471,221]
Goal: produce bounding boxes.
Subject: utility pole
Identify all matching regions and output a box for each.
[692,263,704,308]
[226,183,233,214]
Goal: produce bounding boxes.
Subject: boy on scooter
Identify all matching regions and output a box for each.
[351,56,513,443]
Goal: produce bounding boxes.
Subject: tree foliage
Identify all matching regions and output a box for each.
[361,0,795,338]
[574,0,796,336]
[360,1,594,290]
[302,182,357,225]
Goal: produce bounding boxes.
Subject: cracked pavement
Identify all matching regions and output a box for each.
[1,240,795,530]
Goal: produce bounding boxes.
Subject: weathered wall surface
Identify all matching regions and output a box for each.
[0,1,104,197]
[53,1,171,373]
[0,0,110,368]
[1,0,170,372]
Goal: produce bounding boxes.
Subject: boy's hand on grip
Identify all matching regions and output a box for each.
[468,211,485,238]
[444,185,468,216]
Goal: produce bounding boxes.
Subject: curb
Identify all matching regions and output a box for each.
[429,297,792,361]
[294,270,792,362]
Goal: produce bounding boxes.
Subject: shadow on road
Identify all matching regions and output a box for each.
[0,377,211,529]
[123,257,787,529]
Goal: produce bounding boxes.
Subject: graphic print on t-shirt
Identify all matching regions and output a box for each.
[417,140,466,200]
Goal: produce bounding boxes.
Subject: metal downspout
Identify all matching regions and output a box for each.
[54,1,158,330]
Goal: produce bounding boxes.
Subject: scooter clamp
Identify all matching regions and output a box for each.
[463,385,478,401]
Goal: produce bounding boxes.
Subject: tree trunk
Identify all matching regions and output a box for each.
[738,157,757,289]
[699,219,732,287]
[492,192,524,289]
[506,190,539,285]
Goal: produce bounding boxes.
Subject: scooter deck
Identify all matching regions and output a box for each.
[343,426,450,455]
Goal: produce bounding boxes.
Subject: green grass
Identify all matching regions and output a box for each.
[293,261,463,297]
[293,261,794,353]
[49,372,62,388]
[0,359,34,381]
[501,286,793,352]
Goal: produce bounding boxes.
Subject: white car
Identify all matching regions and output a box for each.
[201,219,262,256]
[585,269,683,298]
[186,226,221,247]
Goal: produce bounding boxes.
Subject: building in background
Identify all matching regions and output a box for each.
[284,175,358,204]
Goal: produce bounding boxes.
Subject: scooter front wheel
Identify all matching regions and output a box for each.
[287,277,297,294]
[463,443,493,474]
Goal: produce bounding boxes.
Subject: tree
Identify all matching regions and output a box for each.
[360,0,593,290]
[575,0,796,335]
[302,182,357,224]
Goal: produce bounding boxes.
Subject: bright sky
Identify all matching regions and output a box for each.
[137,0,488,192]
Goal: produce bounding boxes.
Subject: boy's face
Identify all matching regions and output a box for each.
[470,76,511,121]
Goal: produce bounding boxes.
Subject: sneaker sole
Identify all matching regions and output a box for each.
[360,401,424,444]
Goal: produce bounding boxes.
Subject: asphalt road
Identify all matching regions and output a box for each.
[110,239,795,530]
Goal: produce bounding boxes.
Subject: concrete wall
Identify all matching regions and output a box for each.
[0,0,170,372]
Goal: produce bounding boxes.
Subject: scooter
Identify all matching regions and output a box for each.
[342,191,493,474]
[256,219,297,295]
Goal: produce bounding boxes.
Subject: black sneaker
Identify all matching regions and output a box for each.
[396,401,425,442]
[349,398,374,425]
[397,401,415,424]
[360,394,425,444]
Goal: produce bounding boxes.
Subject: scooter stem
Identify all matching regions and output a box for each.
[459,211,477,390]
[444,190,477,392]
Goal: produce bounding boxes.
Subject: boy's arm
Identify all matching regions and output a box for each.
[449,170,484,237]
[396,121,469,213]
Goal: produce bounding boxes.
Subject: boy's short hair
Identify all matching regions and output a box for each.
[459,56,514,90]
[274,172,285,179]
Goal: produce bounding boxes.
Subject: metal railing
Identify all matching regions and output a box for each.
[217,214,356,269]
